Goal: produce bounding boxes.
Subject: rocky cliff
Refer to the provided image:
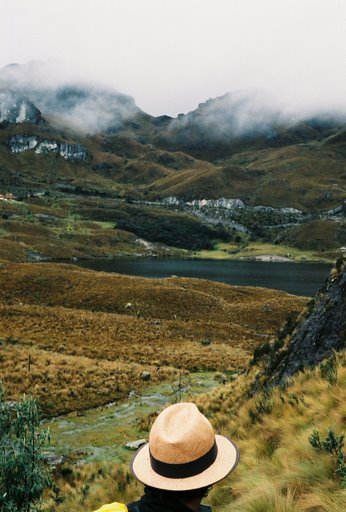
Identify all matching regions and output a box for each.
[269,257,346,385]
[0,89,42,125]
[163,196,306,234]
[8,134,87,160]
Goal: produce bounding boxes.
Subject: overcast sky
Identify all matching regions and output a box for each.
[1,0,346,116]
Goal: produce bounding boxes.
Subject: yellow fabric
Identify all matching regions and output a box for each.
[93,502,128,512]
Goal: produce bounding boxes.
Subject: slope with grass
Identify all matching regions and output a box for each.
[40,355,346,512]
[0,262,306,416]
[148,140,346,211]
[40,261,346,512]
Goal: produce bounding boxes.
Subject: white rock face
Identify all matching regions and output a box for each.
[35,140,59,154]
[9,135,39,153]
[187,198,245,210]
[16,101,27,123]
[0,89,42,124]
[59,143,87,160]
[8,134,87,160]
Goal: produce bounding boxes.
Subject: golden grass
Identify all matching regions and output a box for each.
[0,263,306,415]
[195,356,346,511]
[3,261,340,510]
[0,343,177,416]
[41,355,346,511]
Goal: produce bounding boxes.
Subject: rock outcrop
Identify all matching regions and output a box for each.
[270,258,346,385]
[8,134,87,160]
[162,196,306,235]
[0,89,42,124]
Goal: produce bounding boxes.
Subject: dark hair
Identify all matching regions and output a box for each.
[144,485,210,502]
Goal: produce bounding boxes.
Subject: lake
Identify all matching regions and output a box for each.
[75,258,332,296]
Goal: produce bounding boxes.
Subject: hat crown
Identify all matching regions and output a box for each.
[149,403,215,464]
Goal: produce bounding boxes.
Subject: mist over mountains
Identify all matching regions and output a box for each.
[0,63,144,133]
[1,61,346,145]
[0,60,346,234]
[0,59,345,288]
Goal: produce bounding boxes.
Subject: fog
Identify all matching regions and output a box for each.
[0,61,145,133]
[1,0,346,118]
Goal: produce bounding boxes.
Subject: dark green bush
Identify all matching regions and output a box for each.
[309,427,346,487]
[320,353,338,385]
[0,386,51,511]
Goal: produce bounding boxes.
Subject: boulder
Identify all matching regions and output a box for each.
[125,439,147,450]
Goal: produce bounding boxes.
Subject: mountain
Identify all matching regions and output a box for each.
[0,62,151,134]
[0,89,43,125]
[153,90,346,160]
[0,62,345,262]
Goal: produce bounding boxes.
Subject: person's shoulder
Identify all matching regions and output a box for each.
[93,504,128,512]
[127,500,141,512]
[200,505,212,512]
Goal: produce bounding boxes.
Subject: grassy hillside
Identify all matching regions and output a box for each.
[0,262,306,416]
[37,262,345,512]
[1,113,345,259]
[148,140,346,211]
[40,352,346,512]
[199,354,346,511]
[2,116,346,213]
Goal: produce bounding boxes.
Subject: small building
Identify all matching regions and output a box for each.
[0,192,16,201]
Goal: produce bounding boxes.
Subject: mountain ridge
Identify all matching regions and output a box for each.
[0,63,345,261]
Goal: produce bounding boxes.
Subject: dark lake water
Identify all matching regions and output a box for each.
[75,258,332,296]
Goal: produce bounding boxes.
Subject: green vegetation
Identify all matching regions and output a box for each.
[309,427,346,487]
[0,386,51,512]
[196,242,336,263]
[110,204,231,250]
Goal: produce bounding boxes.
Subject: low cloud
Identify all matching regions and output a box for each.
[1,60,346,138]
[0,61,140,133]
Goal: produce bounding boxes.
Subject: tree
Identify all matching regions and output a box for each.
[0,386,51,511]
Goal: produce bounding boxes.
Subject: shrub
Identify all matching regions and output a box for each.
[248,388,274,424]
[309,427,346,487]
[0,385,51,511]
[251,341,271,365]
[320,352,338,385]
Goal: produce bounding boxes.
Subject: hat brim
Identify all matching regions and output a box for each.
[131,434,240,491]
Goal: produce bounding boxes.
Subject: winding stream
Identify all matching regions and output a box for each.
[44,371,223,464]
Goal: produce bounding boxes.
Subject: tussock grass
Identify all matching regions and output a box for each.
[198,355,346,511]
[43,462,142,512]
[41,355,346,511]
[0,344,177,416]
[0,263,305,415]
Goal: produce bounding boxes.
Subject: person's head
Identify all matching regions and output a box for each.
[130,402,239,499]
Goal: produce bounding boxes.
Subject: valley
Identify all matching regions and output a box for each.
[0,65,345,512]
[0,77,345,265]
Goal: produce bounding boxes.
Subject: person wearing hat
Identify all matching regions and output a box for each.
[127,402,240,512]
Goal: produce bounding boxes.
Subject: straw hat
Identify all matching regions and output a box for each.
[131,402,239,491]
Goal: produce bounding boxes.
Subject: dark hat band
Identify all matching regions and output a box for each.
[149,441,218,479]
